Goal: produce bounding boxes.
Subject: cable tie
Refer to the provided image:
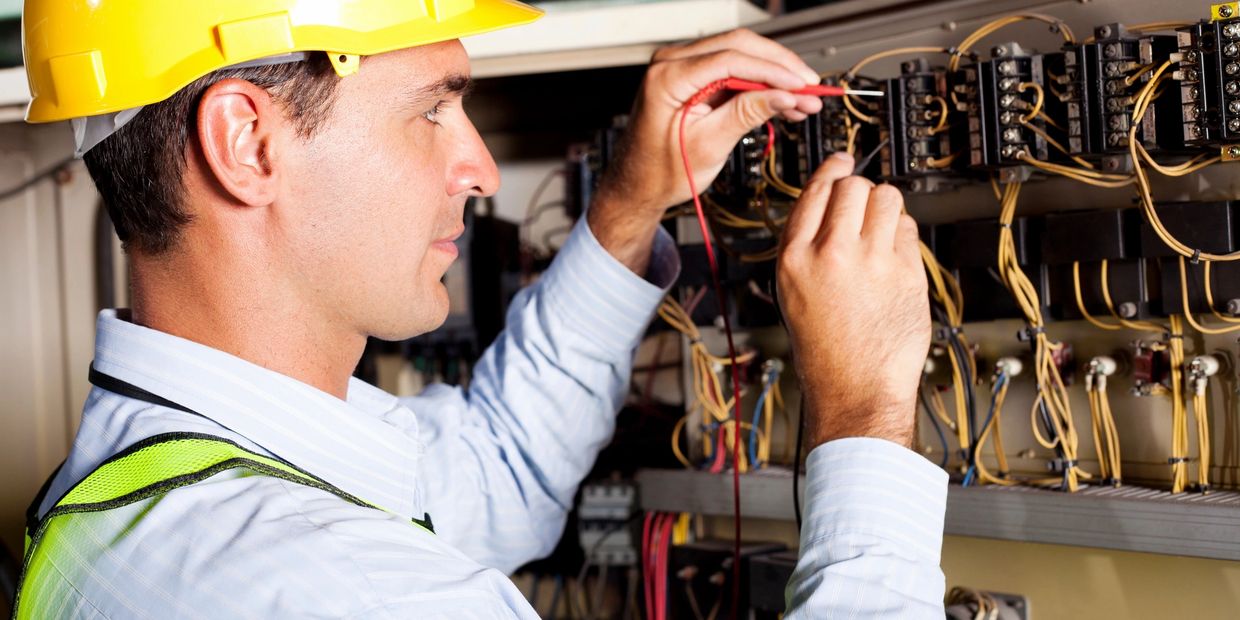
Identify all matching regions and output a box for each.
[1061,459,1078,468]
[1167,333,1185,340]
[945,46,960,56]
[1167,457,1189,464]
[998,222,1013,230]
[1016,326,1046,342]
[1190,248,1202,264]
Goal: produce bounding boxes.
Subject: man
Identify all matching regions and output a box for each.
[17,0,944,617]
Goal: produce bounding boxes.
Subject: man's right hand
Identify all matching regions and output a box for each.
[777,153,931,450]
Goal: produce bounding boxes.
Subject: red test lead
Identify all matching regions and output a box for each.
[719,77,885,98]
[675,75,881,620]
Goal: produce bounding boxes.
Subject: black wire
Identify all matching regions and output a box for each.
[0,157,74,203]
[931,305,976,461]
[771,272,804,533]
[852,138,890,175]
[917,388,950,468]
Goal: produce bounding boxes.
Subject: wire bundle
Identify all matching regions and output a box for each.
[642,512,678,620]
[963,368,1014,487]
[747,360,785,469]
[995,181,1088,491]
[658,296,758,472]
[1085,360,1123,486]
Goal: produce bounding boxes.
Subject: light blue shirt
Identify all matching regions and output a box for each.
[29,219,947,618]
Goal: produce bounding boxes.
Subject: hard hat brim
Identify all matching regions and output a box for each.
[24,0,545,123]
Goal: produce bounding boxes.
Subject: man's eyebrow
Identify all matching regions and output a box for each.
[404,74,474,105]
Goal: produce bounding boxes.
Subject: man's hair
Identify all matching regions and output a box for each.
[85,53,342,255]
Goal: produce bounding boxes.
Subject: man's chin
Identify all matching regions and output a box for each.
[369,294,450,342]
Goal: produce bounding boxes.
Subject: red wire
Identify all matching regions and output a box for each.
[676,77,849,619]
[642,513,655,619]
[658,513,676,620]
[679,79,747,620]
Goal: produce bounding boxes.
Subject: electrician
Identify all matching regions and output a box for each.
[16,0,944,616]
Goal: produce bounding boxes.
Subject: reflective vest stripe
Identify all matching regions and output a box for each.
[14,432,429,619]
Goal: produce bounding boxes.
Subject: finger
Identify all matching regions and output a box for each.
[895,214,922,264]
[781,110,808,122]
[817,175,875,247]
[654,29,819,85]
[664,49,809,103]
[860,184,905,249]
[696,90,797,152]
[781,153,854,249]
[793,95,823,116]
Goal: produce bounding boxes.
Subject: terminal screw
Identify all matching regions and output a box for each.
[1221,4,1235,18]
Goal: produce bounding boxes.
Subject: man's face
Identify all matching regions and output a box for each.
[276,41,497,341]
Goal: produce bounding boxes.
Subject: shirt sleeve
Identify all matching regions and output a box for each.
[407,218,678,573]
[785,437,948,619]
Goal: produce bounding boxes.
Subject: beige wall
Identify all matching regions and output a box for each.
[0,121,109,557]
[942,535,1240,619]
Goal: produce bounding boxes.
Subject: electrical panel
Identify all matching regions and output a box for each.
[520,2,1240,618]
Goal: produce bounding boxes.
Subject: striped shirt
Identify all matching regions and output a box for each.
[28,218,946,618]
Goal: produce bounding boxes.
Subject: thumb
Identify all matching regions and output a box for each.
[696,89,798,155]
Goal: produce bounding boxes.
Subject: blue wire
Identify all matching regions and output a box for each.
[965,371,1009,484]
[748,370,776,468]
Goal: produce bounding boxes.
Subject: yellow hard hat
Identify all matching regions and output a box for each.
[22,0,544,124]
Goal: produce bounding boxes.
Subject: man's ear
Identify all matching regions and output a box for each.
[196,78,283,207]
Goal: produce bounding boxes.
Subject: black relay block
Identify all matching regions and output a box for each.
[1177,16,1240,146]
[665,540,786,620]
[1063,24,1183,159]
[882,58,962,192]
[1042,209,1155,321]
[936,217,1051,322]
[747,550,799,619]
[1139,201,1240,314]
[955,42,1050,170]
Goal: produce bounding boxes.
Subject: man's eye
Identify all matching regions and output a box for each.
[424,102,445,125]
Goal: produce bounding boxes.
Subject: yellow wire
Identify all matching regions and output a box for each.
[839,78,880,125]
[1073,261,1121,330]
[1017,82,1045,124]
[1129,62,1240,261]
[671,415,694,468]
[1021,121,1099,171]
[928,95,950,135]
[950,14,1075,72]
[1124,63,1157,86]
[996,181,1085,491]
[1168,316,1189,492]
[1099,259,1166,332]
[1179,257,1240,335]
[844,46,953,80]
[1204,261,1240,324]
[1126,21,1196,34]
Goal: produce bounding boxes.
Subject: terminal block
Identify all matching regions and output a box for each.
[719,126,770,198]
[1063,24,1182,165]
[955,42,1050,174]
[1177,13,1240,147]
[795,75,857,183]
[882,58,961,193]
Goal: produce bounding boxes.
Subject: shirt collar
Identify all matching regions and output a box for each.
[90,309,420,519]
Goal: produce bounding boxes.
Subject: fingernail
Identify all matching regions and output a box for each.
[831,152,854,164]
[800,68,822,85]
